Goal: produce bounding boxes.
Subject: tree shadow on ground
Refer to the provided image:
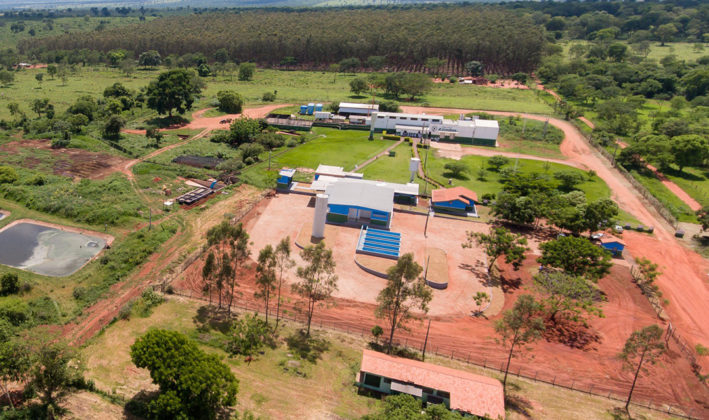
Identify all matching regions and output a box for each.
[286,330,330,363]
[458,262,488,282]
[124,389,160,419]
[505,393,534,418]
[662,167,705,181]
[608,406,649,420]
[193,305,235,334]
[442,170,470,181]
[543,318,601,351]
[146,115,189,129]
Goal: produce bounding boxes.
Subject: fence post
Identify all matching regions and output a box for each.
[552,376,556,386]
[467,352,470,363]
[589,384,593,395]
[451,350,454,359]
[534,371,538,382]
[571,380,574,390]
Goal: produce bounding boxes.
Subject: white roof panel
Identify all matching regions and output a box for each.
[340,102,379,110]
[474,119,499,128]
[326,181,394,214]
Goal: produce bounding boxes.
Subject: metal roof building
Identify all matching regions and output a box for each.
[324,180,394,229]
[339,102,379,116]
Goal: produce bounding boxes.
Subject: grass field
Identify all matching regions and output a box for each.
[361,142,434,191]
[629,169,700,223]
[79,297,677,420]
[665,167,709,208]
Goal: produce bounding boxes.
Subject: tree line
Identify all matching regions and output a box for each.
[20,6,546,74]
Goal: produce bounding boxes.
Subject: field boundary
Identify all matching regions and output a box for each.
[168,289,701,419]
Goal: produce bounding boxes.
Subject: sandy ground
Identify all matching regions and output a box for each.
[431,141,579,168]
[245,193,490,316]
[0,139,130,179]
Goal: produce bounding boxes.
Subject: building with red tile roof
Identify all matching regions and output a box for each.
[431,186,478,217]
[356,349,505,419]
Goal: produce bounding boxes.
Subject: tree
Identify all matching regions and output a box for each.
[554,170,585,191]
[371,325,383,345]
[375,253,432,354]
[107,49,126,66]
[463,227,528,275]
[583,198,618,234]
[366,55,386,71]
[216,90,244,113]
[487,155,509,172]
[607,43,628,62]
[472,291,490,316]
[104,82,130,98]
[32,98,50,117]
[145,126,164,148]
[534,271,602,325]
[130,329,239,419]
[0,273,19,296]
[339,57,361,72]
[0,166,18,184]
[655,23,678,46]
[255,244,277,324]
[47,64,57,79]
[362,393,464,420]
[682,68,709,100]
[0,339,31,411]
[697,206,709,231]
[495,295,545,393]
[213,48,229,63]
[202,251,216,305]
[670,134,708,172]
[0,70,15,87]
[274,237,295,328]
[146,69,199,117]
[239,142,265,163]
[227,314,271,358]
[103,115,125,140]
[229,116,262,146]
[538,236,612,281]
[292,241,338,336]
[138,50,162,67]
[618,325,665,412]
[238,62,256,81]
[26,335,84,411]
[349,77,369,95]
[465,60,484,77]
[634,257,662,299]
[444,162,468,179]
[424,57,446,78]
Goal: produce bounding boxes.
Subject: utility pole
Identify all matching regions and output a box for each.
[268,150,272,171]
[422,319,432,361]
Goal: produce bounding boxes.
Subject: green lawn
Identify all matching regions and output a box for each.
[361,142,435,192]
[424,151,610,202]
[273,128,392,171]
[560,40,707,63]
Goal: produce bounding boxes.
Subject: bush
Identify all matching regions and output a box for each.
[378,100,400,113]
[26,174,46,186]
[286,139,297,148]
[448,76,458,83]
[51,137,70,149]
[72,286,86,300]
[0,273,20,296]
[216,90,244,113]
[262,91,276,102]
[119,302,133,320]
[0,166,18,184]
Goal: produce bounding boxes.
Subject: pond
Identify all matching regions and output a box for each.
[0,222,107,277]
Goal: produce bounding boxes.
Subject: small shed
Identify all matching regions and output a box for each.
[339,102,379,116]
[600,235,625,256]
[277,168,296,190]
[431,186,478,216]
[356,350,505,419]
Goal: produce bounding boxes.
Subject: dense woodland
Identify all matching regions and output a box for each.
[19,7,546,74]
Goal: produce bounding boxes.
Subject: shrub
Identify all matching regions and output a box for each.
[449,76,458,83]
[262,91,276,102]
[0,273,20,296]
[72,286,86,300]
[51,137,70,149]
[286,139,297,148]
[119,302,133,320]
[0,166,18,184]
[216,90,244,113]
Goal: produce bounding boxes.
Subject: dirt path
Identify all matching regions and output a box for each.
[430,141,581,168]
[402,105,709,374]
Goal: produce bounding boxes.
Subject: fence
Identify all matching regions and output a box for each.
[168,288,701,419]
[577,125,678,228]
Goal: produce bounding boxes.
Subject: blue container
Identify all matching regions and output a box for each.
[307,103,315,115]
[299,105,308,115]
[315,103,323,112]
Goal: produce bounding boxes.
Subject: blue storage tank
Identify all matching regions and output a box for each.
[307,103,315,115]
[315,103,323,112]
[299,105,308,115]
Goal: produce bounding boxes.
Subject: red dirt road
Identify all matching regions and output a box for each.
[402,106,709,375]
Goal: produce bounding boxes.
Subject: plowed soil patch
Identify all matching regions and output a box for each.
[0,139,129,179]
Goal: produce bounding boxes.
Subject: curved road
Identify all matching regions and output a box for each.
[402,105,709,372]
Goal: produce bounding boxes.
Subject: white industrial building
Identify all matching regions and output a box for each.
[339,102,379,116]
[370,112,499,146]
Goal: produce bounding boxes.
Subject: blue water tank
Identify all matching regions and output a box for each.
[315,103,323,112]
[299,105,308,115]
[307,103,315,115]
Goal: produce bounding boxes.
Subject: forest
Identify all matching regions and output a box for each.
[18,6,547,74]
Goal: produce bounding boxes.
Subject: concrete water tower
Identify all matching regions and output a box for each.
[312,194,329,239]
[409,158,421,183]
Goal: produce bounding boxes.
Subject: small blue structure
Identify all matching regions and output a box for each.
[356,226,401,259]
[277,168,296,190]
[315,103,323,112]
[600,235,625,256]
[299,105,308,115]
[306,103,315,115]
[431,186,478,217]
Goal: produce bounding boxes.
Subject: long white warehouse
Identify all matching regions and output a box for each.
[370,112,499,146]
